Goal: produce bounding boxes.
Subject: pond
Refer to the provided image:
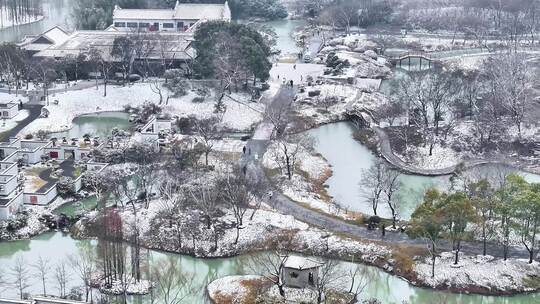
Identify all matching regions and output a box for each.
[53,196,98,217]
[0,232,538,304]
[308,122,540,220]
[49,112,131,139]
[0,0,72,42]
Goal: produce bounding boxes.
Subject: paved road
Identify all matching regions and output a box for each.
[242,85,530,260]
[0,104,43,142]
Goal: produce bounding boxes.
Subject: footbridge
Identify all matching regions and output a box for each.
[390,51,439,69]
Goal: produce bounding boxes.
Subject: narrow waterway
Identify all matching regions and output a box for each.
[2,8,539,304]
[1,232,539,304]
[308,121,540,220]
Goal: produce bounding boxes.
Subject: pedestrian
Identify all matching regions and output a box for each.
[293,64,296,70]
[381,223,386,237]
[242,146,246,154]
[277,74,280,80]
[242,165,247,175]
[290,80,294,87]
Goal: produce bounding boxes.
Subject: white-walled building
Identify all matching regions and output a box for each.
[0,103,19,119]
[112,1,231,32]
[0,137,108,219]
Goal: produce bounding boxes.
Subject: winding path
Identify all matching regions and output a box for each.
[372,126,508,176]
[0,104,43,142]
[243,86,530,260]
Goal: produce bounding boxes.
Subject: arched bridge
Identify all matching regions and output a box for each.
[390,51,439,68]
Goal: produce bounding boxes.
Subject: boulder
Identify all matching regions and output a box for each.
[364,50,378,59]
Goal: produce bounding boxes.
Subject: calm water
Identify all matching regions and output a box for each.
[49,112,131,139]
[0,232,538,304]
[261,19,306,55]
[308,122,540,219]
[53,196,98,217]
[0,0,72,42]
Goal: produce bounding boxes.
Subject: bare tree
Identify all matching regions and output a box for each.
[33,256,51,296]
[189,184,220,230]
[151,257,195,304]
[69,249,96,302]
[271,134,315,180]
[315,260,345,304]
[394,70,458,155]
[383,169,402,228]
[88,47,114,97]
[249,251,289,297]
[483,52,533,138]
[360,158,386,216]
[194,116,224,166]
[54,260,69,298]
[218,167,260,244]
[11,255,30,299]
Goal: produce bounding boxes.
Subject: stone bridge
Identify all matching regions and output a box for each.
[390,51,439,69]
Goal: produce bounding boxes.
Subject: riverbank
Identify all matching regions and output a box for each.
[69,194,540,298]
[0,14,44,30]
[207,275,354,304]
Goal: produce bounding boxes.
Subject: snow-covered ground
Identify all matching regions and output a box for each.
[0,109,29,132]
[20,82,264,135]
[269,63,325,85]
[415,252,540,293]
[208,275,351,304]
[397,143,461,171]
[0,92,27,103]
[263,142,355,220]
[207,275,268,303]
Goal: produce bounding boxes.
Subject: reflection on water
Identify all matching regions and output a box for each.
[308,122,540,219]
[256,19,306,55]
[53,196,98,217]
[0,0,72,42]
[0,232,538,304]
[49,111,131,139]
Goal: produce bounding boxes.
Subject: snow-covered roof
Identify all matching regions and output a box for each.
[18,26,70,51]
[113,8,175,20]
[113,1,231,21]
[173,3,230,20]
[34,31,194,61]
[283,255,324,270]
[43,26,70,45]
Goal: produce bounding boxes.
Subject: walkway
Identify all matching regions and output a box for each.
[0,104,43,142]
[242,84,530,260]
[373,126,510,176]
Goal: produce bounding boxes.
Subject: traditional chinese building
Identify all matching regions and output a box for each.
[112,1,231,33]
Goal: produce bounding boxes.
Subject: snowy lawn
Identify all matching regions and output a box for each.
[20,82,264,135]
[0,109,29,133]
[415,252,540,293]
[207,275,270,304]
[263,142,356,220]
[0,92,27,103]
[269,63,325,85]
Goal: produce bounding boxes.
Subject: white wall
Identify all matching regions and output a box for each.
[0,192,24,220]
[24,186,57,206]
[0,175,18,195]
